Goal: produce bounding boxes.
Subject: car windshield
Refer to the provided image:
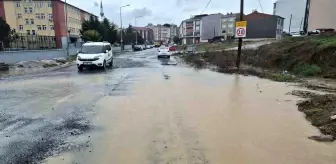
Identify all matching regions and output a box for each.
[80,45,103,54]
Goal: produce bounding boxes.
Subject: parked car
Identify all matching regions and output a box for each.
[76,42,113,71]
[146,45,151,49]
[157,46,172,58]
[168,46,176,51]
[133,45,143,51]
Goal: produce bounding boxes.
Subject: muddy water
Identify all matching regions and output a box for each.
[44,67,336,164]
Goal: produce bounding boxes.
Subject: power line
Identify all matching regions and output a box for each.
[257,0,264,12]
[200,0,212,14]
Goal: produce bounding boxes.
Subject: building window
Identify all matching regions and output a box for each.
[222,24,227,28]
[222,18,228,22]
[229,18,235,21]
[25,19,29,24]
[195,21,200,26]
[195,26,200,31]
[27,30,31,35]
[24,7,28,13]
[32,30,36,36]
[19,25,23,31]
[228,23,234,28]
[16,2,20,7]
[48,2,52,7]
[36,13,40,19]
[37,25,41,30]
[39,2,44,8]
[42,25,47,30]
[29,7,33,13]
[50,25,54,30]
[17,13,22,19]
[41,13,45,19]
[30,19,34,25]
[48,14,53,20]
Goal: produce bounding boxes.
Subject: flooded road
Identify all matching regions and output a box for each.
[1,49,335,164]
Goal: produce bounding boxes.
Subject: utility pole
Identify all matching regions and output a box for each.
[236,0,244,69]
[288,14,292,33]
[299,17,303,32]
[65,0,69,56]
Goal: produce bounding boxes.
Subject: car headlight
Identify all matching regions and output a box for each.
[77,56,81,60]
[94,55,102,59]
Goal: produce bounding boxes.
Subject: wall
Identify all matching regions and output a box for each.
[308,0,336,31]
[52,0,66,48]
[246,17,277,38]
[0,0,6,20]
[201,14,223,40]
[274,0,307,32]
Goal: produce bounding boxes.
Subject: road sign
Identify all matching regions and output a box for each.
[235,21,247,38]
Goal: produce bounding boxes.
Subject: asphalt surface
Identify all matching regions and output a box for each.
[0,49,335,164]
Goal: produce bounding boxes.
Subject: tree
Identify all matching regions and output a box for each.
[173,36,180,44]
[163,23,171,28]
[80,16,119,44]
[82,30,100,42]
[0,17,10,50]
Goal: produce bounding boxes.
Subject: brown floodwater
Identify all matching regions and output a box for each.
[44,67,336,164]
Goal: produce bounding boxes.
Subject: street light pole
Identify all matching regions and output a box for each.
[120,4,130,51]
[135,16,144,45]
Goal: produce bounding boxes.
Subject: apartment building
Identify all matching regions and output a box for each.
[133,27,154,43]
[221,13,240,40]
[0,0,96,48]
[305,0,336,32]
[273,0,307,33]
[245,11,284,39]
[179,13,223,44]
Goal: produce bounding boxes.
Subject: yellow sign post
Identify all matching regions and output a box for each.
[235,21,247,38]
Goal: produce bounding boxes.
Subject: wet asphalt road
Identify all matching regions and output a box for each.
[1,49,336,164]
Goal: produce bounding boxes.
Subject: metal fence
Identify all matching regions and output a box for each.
[1,34,57,51]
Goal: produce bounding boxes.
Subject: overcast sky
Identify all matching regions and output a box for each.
[65,0,275,27]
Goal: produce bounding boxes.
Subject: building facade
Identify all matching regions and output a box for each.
[245,11,284,39]
[221,13,240,40]
[273,0,307,33]
[0,0,96,48]
[306,0,336,31]
[133,27,154,44]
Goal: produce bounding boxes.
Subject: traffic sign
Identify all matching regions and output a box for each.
[235,21,247,38]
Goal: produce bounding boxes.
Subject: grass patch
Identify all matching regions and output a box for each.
[66,54,77,61]
[267,73,295,82]
[293,64,322,77]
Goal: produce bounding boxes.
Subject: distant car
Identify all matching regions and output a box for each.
[157,46,172,58]
[168,46,176,52]
[290,32,303,37]
[146,45,151,49]
[133,45,143,51]
[76,42,113,71]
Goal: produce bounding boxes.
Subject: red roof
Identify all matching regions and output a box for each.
[245,11,274,20]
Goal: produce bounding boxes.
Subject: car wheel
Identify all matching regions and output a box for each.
[78,66,83,71]
[102,60,106,70]
[109,58,113,68]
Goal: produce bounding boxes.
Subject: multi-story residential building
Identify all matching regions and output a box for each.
[169,24,178,40]
[147,24,170,42]
[245,11,284,39]
[0,0,97,48]
[179,13,223,44]
[133,27,154,43]
[305,0,336,32]
[273,0,307,33]
[221,13,240,40]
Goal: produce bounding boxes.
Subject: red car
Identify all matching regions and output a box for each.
[168,46,176,51]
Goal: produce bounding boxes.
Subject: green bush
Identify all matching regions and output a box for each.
[293,64,322,77]
[267,73,295,82]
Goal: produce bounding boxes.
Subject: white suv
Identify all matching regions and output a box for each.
[76,42,113,71]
